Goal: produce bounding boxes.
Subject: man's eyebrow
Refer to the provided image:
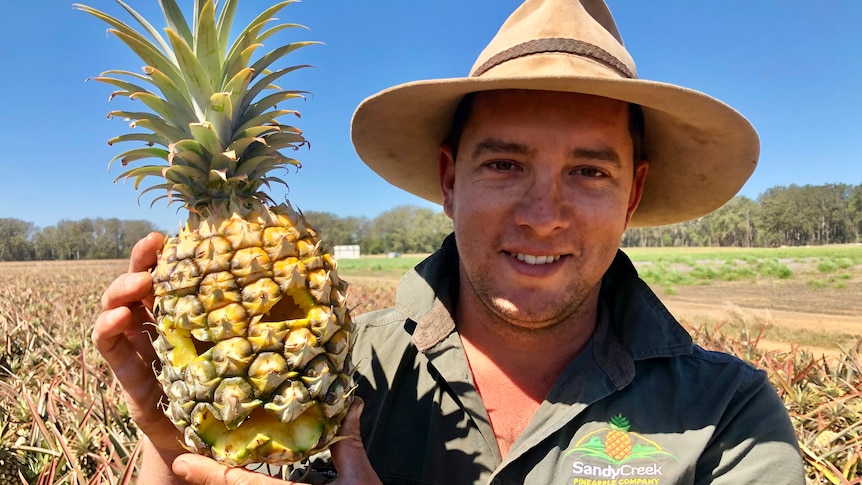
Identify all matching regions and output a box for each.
[469,139,623,166]
[471,138,531,159]
[571,147,622,166]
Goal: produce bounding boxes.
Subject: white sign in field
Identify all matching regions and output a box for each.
[334,244,361,260]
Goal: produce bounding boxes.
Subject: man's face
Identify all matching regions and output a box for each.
[439,90,648,331]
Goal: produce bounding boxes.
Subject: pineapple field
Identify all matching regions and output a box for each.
[0,248,860,484]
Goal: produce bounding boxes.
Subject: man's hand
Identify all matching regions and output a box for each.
[172,398,380,485]
[93,232,185,455]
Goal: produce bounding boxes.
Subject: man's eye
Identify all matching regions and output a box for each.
[488,160,517,171]
[575,167,605,178]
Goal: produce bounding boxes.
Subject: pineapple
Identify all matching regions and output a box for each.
[76,0,354,466]
[604,414,633,461]
[0,448,24,485]
[72,427,102,479]
[0,420,24,485]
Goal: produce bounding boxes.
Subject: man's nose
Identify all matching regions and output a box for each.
[513,173,570,235]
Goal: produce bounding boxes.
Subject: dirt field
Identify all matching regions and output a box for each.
[650,273,862,357]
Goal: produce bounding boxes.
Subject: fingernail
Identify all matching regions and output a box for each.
[172,458,189,478]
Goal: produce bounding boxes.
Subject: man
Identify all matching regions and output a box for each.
[94,0,805,483]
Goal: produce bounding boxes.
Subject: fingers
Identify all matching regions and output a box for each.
[171,400,378,485]
[97,234,160,363]
[330,398,381,485]
[92,232,179,448]
[96,270,157,368]
[92,295,171,437]
[336,397,364,444]
[94,267,156,367]
[100,270,154,312]
[129,232,165,273]
[172,454,300,485]
[124,231,164,311]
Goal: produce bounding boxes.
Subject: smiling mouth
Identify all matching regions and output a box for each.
[511,253,563,265]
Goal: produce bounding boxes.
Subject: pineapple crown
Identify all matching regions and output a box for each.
[609,414,631,432]
[76,0,318,216]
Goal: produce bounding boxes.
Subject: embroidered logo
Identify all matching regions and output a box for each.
[566,414,678,484]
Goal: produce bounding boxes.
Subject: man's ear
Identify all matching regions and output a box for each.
[439,145,456,219]
[625,161,649,227]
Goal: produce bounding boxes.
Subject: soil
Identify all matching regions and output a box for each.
[652,277,862,357]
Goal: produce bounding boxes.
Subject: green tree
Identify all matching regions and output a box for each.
[53,219,95,260]
[301,211,368,250]
[817,184,852,244]
[361,205,452,254]
[848,184,862,243]
[703,196,758,247]
[0,218,35,261]
[91,218,124,259]
[34,226,60,260]
[756,186,800,246]
[123,219,160,256]
[411,209,453,252]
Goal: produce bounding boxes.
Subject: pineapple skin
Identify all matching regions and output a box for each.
[0,448,25,485]
[151,202,354,466]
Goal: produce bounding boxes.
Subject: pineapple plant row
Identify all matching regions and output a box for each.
[0,261,141,484]
[74,0,354,466]
[688,321,862,484]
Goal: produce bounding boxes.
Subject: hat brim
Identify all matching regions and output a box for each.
[351,75,759,227]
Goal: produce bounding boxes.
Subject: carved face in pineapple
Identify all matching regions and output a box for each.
[77,0,354,466]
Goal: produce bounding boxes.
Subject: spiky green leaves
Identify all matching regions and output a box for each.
[76,0,319,215]
[609,414,631,432]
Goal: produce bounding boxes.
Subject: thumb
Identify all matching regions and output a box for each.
[330,398,380,485]
[173,453,287,485]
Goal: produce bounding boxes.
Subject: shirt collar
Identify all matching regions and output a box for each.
[599,250,693,361]
[398,233,460,352]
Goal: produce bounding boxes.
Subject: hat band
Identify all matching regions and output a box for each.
[472,37,634,79]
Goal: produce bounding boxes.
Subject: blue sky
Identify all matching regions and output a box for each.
[1,1,860,233]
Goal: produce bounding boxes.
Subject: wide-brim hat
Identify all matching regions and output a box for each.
[351,0,759,227]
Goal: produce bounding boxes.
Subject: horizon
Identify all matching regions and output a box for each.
[7,179,861,233]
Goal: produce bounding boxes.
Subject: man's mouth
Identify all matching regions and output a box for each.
[511,253,562,265]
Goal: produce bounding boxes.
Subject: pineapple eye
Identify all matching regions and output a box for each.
[262,296,306,322]
[192,336,216,356]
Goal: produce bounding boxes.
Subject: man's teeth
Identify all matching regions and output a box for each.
[513,253,561,265]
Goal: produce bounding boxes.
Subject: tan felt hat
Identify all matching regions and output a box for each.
[351,0,759,227]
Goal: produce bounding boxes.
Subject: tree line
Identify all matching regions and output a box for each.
[2,183,860,262]
[0,218,160,262]
[0,205,453,262]
[622,183,862,248]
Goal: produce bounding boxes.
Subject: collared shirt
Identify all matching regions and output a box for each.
[343,235,804,485]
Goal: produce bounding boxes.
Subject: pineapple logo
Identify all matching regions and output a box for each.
[566,414,677,465]
[605,414,633,461]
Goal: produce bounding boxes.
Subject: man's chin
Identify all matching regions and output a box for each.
[489,297,570,328]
